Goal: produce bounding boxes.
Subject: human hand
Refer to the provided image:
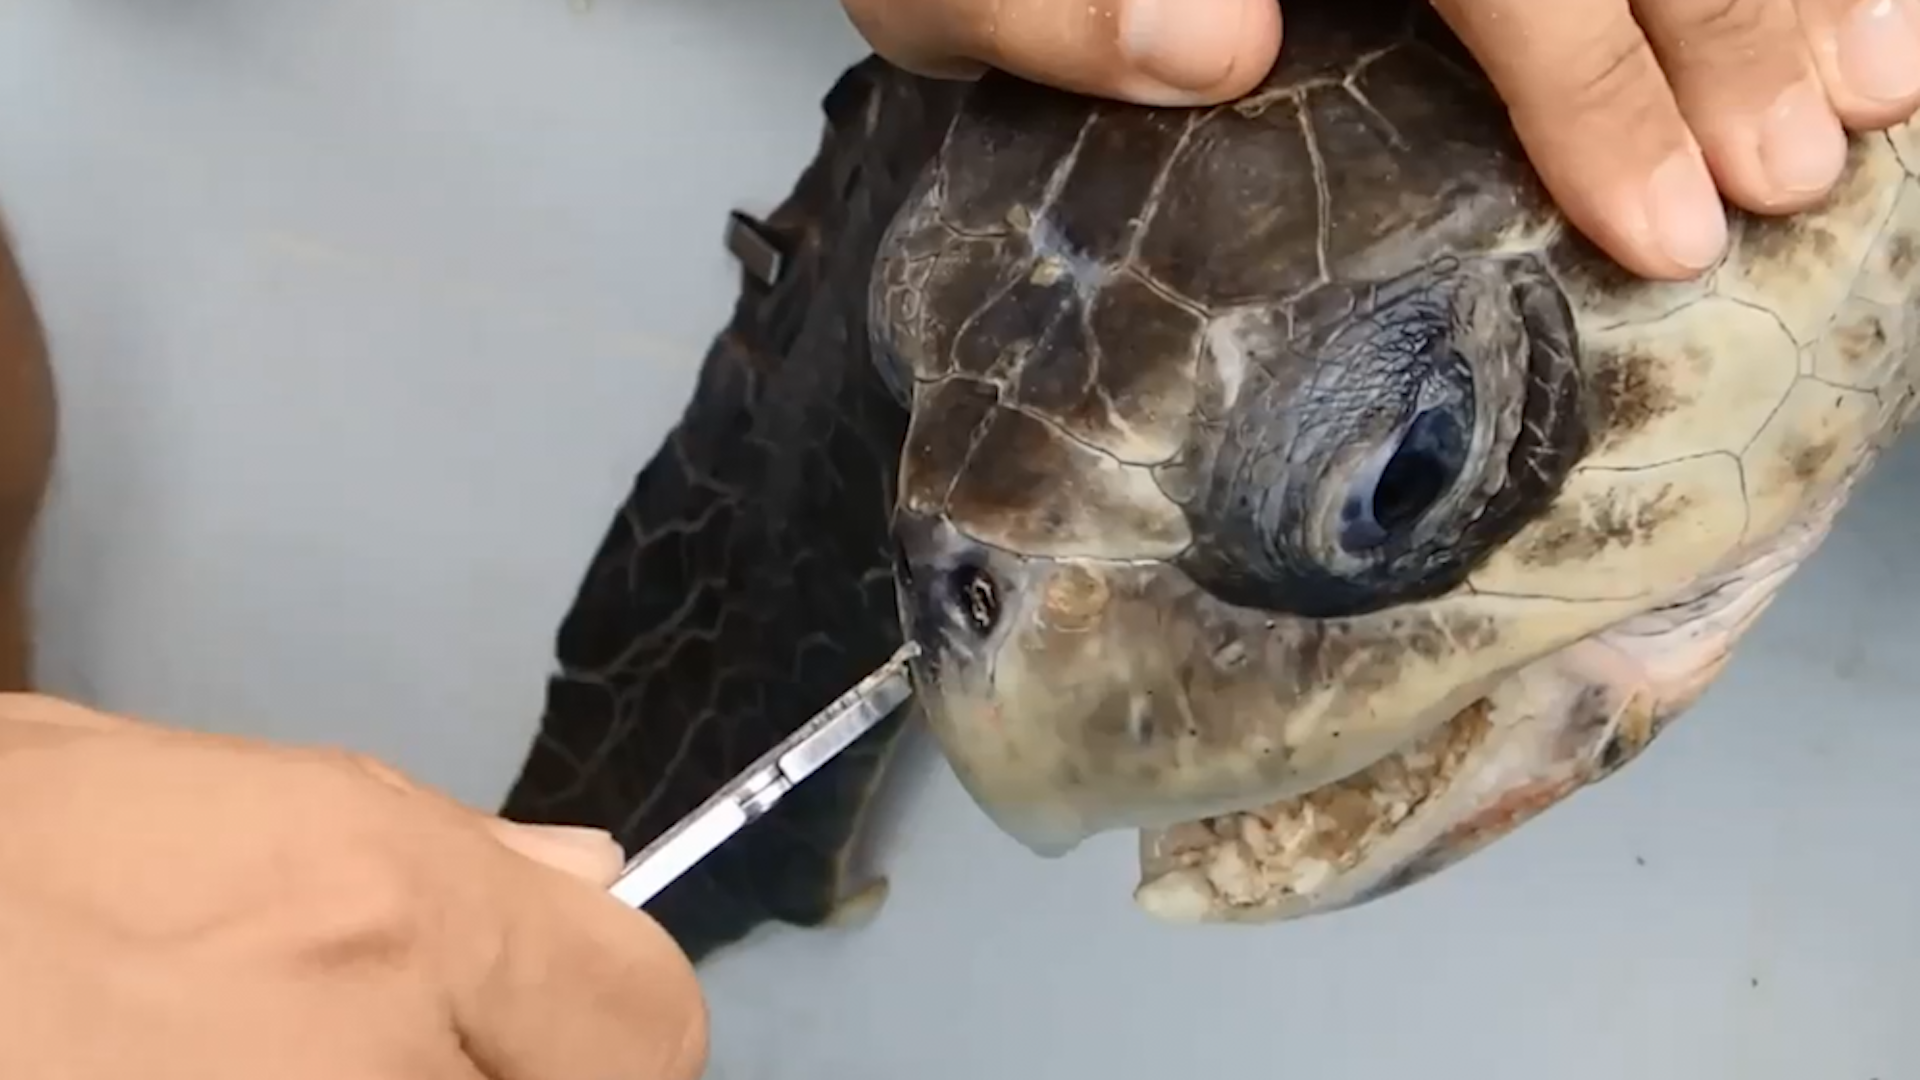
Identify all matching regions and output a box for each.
[1430,0,1920,279]
[840,0,1920,279]
[0,694,707,1080]
[841,0,1282,108]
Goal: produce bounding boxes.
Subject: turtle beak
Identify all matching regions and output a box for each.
[1127,637,1652,924]
[890,508,1086,854]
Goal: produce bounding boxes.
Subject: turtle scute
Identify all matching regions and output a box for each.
[873,0,1920,921]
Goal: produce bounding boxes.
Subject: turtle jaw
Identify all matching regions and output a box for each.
[1129,661,1602,925]
[1127,514,1820,926]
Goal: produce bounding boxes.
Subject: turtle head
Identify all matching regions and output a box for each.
[870,52,1909,920]
[879,240,1592,851]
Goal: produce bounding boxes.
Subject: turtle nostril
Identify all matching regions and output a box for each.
[947,564,1001,636]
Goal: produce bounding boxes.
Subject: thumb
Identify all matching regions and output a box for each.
[444,845,708,1080]
[487,820,627,887]
[846,0,1281,107]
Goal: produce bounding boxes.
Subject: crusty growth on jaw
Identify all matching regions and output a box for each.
[1139,698,1495,916]
[1134,485,1851,921]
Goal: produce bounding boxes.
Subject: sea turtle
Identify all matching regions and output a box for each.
[501,0,1920,960]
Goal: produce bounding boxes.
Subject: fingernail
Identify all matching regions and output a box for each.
[1758,80,1849,198]
[1645,145,1728,273]
[1838,0,1920,104]
[494,821,625,882]
[522,823,621,856]
[1121,0,1249,93]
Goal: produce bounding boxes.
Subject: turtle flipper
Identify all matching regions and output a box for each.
[824,877,891,930]
[497,60,966,965]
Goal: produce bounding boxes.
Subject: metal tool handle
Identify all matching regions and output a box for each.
[606,643,920,909]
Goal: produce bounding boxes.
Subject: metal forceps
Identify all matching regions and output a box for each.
[606,643,922,909]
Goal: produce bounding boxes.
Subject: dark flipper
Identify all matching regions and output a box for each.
[499,60,965,963]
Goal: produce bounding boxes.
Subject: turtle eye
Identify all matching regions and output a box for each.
[1338,404,1470,552]
[1169,256,1585,620]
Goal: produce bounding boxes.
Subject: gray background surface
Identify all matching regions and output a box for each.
[3,1,1916,1077]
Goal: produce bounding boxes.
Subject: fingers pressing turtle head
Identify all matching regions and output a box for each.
[1432,0,1920,281]
[842,0,1282,106]
[842,0,1920,280]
